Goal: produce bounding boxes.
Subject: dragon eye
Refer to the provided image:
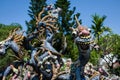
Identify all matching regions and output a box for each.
[4,42,9,47]
[88,28,91,32]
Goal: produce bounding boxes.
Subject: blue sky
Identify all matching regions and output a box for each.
[0,0,120,34]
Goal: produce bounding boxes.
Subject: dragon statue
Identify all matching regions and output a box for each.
[70,15,99,80]
[0,4,104,80]
[0,5,62,80]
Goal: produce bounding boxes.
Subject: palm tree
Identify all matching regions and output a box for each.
[91,14,111,44]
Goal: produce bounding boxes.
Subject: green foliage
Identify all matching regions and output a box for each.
[0,50,14,70]
[91,14,111,44]
[65,34,78,61]
[0,23,22,40]
[99,34,120,56]
[90,50,101,65]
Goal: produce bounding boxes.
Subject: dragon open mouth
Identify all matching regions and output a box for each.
[78,35,93,44]
[78,35,94,50]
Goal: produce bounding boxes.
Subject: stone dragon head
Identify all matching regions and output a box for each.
[0,28,24,55]
[70,16,94,50]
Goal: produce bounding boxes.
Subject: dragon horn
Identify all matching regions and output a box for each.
[75,15,80,27]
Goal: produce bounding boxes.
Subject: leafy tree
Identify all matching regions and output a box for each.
[90,50,101,65]
[65,35,79,61]
[99,34,120,56]
[54,0,81,60]
[90,14,111,66]
[26,0,47,33]
[55,0,80,35]
[99,34,120,75]
[91,14,111,44]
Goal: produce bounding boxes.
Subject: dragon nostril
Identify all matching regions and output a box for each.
[81,29,90,35]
